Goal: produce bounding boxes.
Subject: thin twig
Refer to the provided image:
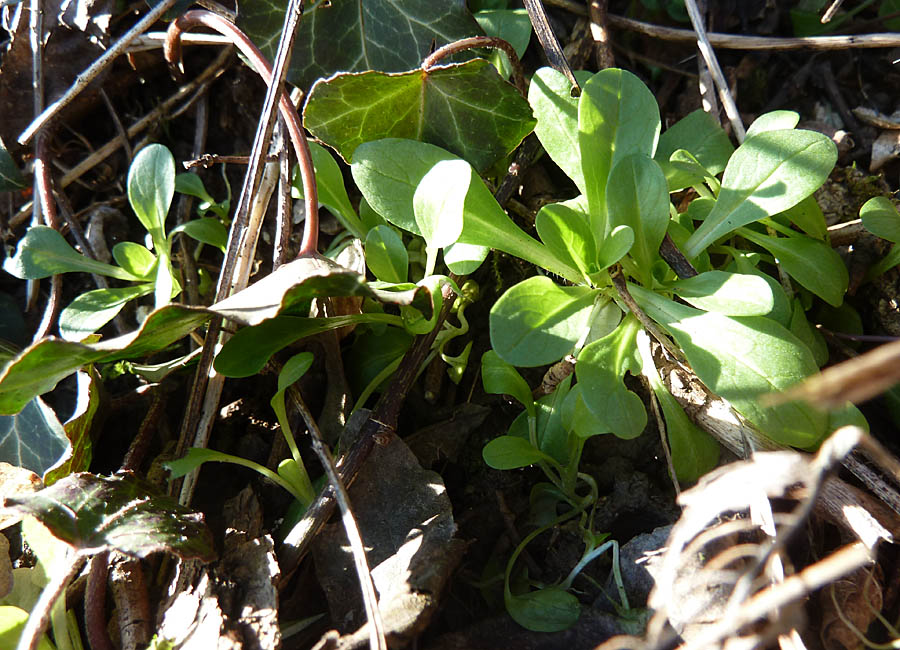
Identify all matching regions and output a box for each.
[603,10,900,51]
[659,232,697,279]
[173,93,209,308]
[164,7,316,505]
[100,88,133,164]
[274,118,291,270]
[289,386,388,650]
[610,270,684,362]
[31,136,62,342]
[184,153,280,168]
[422,35,527,97]
[588,0,615,70]
[18,0,180,144]
[163,9,318,257]
[683,0,746,142]
[524,0,581,95]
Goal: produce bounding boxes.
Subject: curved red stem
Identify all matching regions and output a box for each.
[164,10,320,257]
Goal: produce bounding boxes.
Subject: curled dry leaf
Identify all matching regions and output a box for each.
[312,435,464,647]
[871,130,900,171]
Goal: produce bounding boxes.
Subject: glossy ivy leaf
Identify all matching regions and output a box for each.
[58,285,155,341]
[683,129,838,258]
[490,276,596,367]
[482,435,547,469]
[605,154,668,272]
[112,241,156,279]
[169,218,228,252]
[507,587,581,633]
[738,228,848,307]
[579,68,660,230]
[0,305,211,415]
[482,350,535,417]
[127,143,174,249]
[44,369,99,485]
[535,197,596,278]
[473,9,531,79]
[352,139,581,281]
[213,314,399,378]
[3,226,139,281]
[575,316,646,440]
[304,59,535,172]
[0,139,25,191]
[1,472,215,561]
[655,108,733,192]
[413,159,468,274]
[635,331,718,482]
[0,396,68,477]
[292,140,365,239]
[860,196,900,243]
[671,270,775,316]
[628,283,828,447]
[528,67,594,195]
[745,110,799,138]
[365,225,408,283]
[239,0,482,91]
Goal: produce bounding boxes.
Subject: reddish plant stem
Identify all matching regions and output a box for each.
[421,35,528,97]
[164,10,319,256]
[85,551,114,650]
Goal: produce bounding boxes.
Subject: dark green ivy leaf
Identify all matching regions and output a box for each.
[238,0,483,90]
[304,60,535,172]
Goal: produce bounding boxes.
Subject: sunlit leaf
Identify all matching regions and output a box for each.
[3,226,138,281]
[489,276,596,367]
[127,144,175,249]
[683,129,837,258]
[739,228,848,307]
[671,271,775,316]
[628,283,827,447]
[578,68,660,230]
[305,60,534,172]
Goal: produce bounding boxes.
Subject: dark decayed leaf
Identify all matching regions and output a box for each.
[210,254,431,326]
[1,472,215,561]
[238,0,482,90]
[304,60,535,172]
